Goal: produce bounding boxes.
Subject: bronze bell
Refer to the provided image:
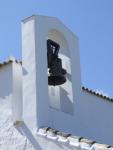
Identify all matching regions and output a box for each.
[47,39,67,86]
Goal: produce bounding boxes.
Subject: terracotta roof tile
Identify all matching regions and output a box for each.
[82,86,113,102]
[37,127,113,149]
[0,58,22,69]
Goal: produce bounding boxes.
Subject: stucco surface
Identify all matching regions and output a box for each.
[21,15,113,146]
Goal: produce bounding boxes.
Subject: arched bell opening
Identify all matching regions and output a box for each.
[47,29,74,115]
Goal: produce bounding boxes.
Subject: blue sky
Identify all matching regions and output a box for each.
[0,0,113,97]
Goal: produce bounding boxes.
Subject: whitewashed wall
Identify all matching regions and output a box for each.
[76,90,113,146]
[0,63,13,120]
[12,61,23,122]
[0,61,22,122]
[21,15,82,132]
[21,15,113,147]
[0,64,12,99]
[22,16,51,130]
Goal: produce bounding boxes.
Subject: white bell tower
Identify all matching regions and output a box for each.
[22,15,81,134]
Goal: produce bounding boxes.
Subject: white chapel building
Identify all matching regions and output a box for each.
[0,15,113,150]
